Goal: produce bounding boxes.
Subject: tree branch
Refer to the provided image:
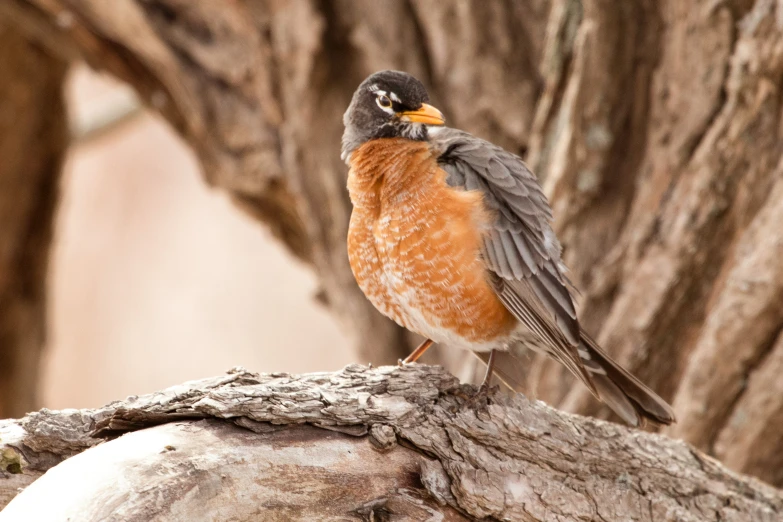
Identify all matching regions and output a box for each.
[0,20,67,418]
[1,365,780,520]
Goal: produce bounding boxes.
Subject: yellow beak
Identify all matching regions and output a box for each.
[399,103,445,125]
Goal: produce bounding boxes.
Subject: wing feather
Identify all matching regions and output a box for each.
[432,128,587,385]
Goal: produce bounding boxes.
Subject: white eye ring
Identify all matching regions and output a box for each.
[376,94,392,109]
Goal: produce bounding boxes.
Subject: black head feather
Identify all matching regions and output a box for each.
[342,70,435,161]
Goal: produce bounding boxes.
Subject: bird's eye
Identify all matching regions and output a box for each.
[377,94,392,109]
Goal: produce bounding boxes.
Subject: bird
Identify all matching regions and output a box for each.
[341,70,675,426]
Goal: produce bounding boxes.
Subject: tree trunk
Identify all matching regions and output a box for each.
[3,0,783,489]
[1,366,781,521]
[524,0,783,491]
[0,21,67,418]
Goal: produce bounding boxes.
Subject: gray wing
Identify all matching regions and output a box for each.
[432,128,592,387]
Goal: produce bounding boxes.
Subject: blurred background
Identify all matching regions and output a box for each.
[1,0,782,489]
[45,66,353,409]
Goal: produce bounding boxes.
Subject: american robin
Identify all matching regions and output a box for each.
[342,70,675,426]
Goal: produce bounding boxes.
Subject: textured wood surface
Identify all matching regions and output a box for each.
[1,365,781,520]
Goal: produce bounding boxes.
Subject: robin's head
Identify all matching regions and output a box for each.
[342,70,445,162]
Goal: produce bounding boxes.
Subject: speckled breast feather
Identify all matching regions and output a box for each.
[346,138,517,350]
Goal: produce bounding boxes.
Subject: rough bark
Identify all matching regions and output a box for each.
[0,22,67,418]
[2,366,781,521]
[4,0,783,489]
[524,0,783,491]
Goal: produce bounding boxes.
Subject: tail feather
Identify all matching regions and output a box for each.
[476,334,676,427]
[579,333,676,426]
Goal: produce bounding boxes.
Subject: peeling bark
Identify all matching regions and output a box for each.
[1,366,781,521]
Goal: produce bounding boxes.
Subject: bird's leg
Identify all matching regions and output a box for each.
[399,338,434,366]
[477,349,497,393]
[464,349,498,410]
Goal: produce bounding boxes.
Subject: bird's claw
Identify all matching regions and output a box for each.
[466,382,499,413]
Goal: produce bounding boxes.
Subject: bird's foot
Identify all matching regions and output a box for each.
[461,382,499,413]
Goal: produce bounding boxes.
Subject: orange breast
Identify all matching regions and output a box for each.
[346,138,516,347]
